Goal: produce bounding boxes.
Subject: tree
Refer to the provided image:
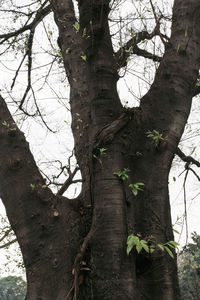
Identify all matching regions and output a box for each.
[0,0,200,299]
[0,276,26,300]
[178,232,200,300]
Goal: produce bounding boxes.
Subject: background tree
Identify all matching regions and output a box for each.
[178,232,200,300]
[0,276,26,300]
[0,0,200,299]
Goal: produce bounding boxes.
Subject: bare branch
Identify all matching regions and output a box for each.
[31,87,56,133]
[131,45,162,62]
[57,166,80,196]
[183,169,189,244]
[114,29,162,68]
[19,28,34,111]
[0,238,17,249]
[149,0,167,46]
[188,167,200,181]
[176,147,200,168]
[0,227,13,243]
[193,77,200,97]
[11,53,27,90]
[0,4,52,44]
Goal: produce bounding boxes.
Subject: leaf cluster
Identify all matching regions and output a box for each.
[113,168,130,181]
[146,129,164,147]
[129,183,144,196]
[127,234,179,258]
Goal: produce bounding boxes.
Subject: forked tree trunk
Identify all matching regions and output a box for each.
[0,0,200,299]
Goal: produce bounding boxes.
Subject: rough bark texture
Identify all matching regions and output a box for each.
[0,0,200,299]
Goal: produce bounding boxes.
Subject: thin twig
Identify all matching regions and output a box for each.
[0,4,51,44]
[183,169,189,244]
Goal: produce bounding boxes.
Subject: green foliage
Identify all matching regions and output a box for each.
[127,235,150,255]
[93,148,107,167]
[66,48,70,54]
[178,232,200,300]
[129,182,144,196]
[0,276,26,300]
[113,168,130,181]
[30,183,35,190]
[127,234,179,258]
[73,22,80,33]
[125,46,133,54]
[82,27,87,37]
[81,55,87,61]
[98,148,107,156]
[135,151,143,156]
[146,129,164,147]
[172,216,182,235]
[2,121,10,128]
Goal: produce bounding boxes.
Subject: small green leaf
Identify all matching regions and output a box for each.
[99,148,107,155]
[93,154,98,160]
[82,27,87,37]
[176,43,180,53]
[130,235,140,246]
[127,235,140,255]
[132,189,138,196]
[146,130,165,147]
[2,120,9,127]
[127,244,133,255]
[157,244,165,251]
[184,27,188,37]
[113,168,130,180]
[30,183,35,190]
[149,245,155,253]
[66,48,70,54]
[173,177,176,182]
[125,46,133,54]
[173,228,180,234]
[136,243,143,254]
[140,240,149,253]
[81,55,87,61]
[136,151,143,156]
[129,183,144,196]
[164,246,174,258]
[166,241,179,249]
[73,22,80,33]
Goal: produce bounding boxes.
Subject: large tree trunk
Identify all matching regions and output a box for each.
[0,0,200,299]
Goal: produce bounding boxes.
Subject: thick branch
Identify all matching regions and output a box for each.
[139,0,200,156]
[132,45,162,62]
[0,96,82,292]
[0,94,55,228]
[176,147,200,168]
[115,29,162,68]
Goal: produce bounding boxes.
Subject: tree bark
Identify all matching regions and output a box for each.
[0,96,83,299]
[0,0,200,299]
